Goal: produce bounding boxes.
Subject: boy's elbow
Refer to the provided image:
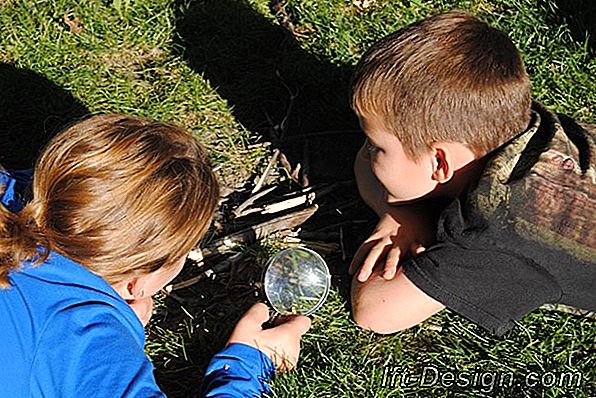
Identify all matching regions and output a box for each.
[352,302,414,335]
[353,316,410,335]
[351,272,444,334]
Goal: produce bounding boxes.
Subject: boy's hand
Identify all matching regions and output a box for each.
[228,303,311,372]
[127,296,154,327]
[349,206,432,282]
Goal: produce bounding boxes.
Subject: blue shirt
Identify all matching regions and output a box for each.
[0,251,165,397]
[0,168,275,397]
[0,167,32,212]
[201,344,276,397]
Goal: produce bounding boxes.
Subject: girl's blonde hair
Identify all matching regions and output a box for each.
[0,114,219,288]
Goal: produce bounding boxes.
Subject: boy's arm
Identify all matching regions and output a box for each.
[352,144,436,281]
[352,241,563,336]
[351,265,445,334]
[351,146,444,329]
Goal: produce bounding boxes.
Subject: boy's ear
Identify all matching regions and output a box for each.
[430,144,454,183]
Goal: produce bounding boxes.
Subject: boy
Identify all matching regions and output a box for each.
[349,11,595,336]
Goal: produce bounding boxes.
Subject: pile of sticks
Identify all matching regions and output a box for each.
[165,145,371,293]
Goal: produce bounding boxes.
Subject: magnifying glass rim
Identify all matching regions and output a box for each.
[263,246,331,316]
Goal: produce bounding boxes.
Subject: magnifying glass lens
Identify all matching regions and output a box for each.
[263,247,331,316]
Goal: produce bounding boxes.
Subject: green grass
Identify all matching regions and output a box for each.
[273,289,595,397]
[1,0,595,397]
[0,0,268,183]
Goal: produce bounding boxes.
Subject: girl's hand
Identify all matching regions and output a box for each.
[127,296,154,326]
[228,303,311,372]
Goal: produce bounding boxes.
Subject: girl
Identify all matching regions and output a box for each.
[0,114,309,397]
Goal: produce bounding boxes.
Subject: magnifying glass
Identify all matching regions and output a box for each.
[262,247,331,325]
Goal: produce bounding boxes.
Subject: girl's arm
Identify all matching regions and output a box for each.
[201,303,311,397]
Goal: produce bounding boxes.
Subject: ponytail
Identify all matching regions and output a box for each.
[1,114,219,288]
[0,202,50,288]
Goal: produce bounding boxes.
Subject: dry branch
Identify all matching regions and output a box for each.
[201,204,317,257]
[174,205,320,291]
[234,183,340,218]
[252,149,280,194]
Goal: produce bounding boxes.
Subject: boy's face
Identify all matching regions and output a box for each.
[359,114,438,203]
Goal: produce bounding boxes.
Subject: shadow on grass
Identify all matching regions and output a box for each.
[150,1,373,396]
[148,251,264,397]
[539,0,596,54]
[173,0,363,183]
[0,63,89,169]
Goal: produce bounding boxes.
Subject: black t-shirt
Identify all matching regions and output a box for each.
[402,104,596,336]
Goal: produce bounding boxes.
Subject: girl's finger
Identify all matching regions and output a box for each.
[238,302,271,329]
[270,315,312,336]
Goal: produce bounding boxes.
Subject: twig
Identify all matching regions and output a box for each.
[290,162,301,182]
[301,140,310,187]
[278,152,293,175]
[252,149,280,194]
[279,235,340,253]
[339,225,347,261]
[251,183,339,215]
[247,142,271,149]
[166,253,243,292]
[262,192,315,214]
[191,205,319,260]
[275,69,298,139]
[187,249,204,263]
[296,231,340,240]
[165,275,204,292]
[234,185,277,217]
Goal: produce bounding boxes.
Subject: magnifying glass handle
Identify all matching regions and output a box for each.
[261,312,280,330]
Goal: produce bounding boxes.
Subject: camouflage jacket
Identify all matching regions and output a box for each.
[403,101,595,335]
[472,101,595,267]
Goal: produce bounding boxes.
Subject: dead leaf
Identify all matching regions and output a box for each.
[353,0,375,10]
[290,162,301,181]
[63,12,83,34]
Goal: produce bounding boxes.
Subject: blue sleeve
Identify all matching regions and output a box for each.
[30,304,166,398]
[0,168,33,212]
[200,343,276,397]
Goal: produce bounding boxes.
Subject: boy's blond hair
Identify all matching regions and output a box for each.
[351,11,532,160]
[0,114,219,287]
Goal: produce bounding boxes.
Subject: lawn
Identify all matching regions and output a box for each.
[1,0,594,397]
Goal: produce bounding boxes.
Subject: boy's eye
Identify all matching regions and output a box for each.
[366,141,381,154]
